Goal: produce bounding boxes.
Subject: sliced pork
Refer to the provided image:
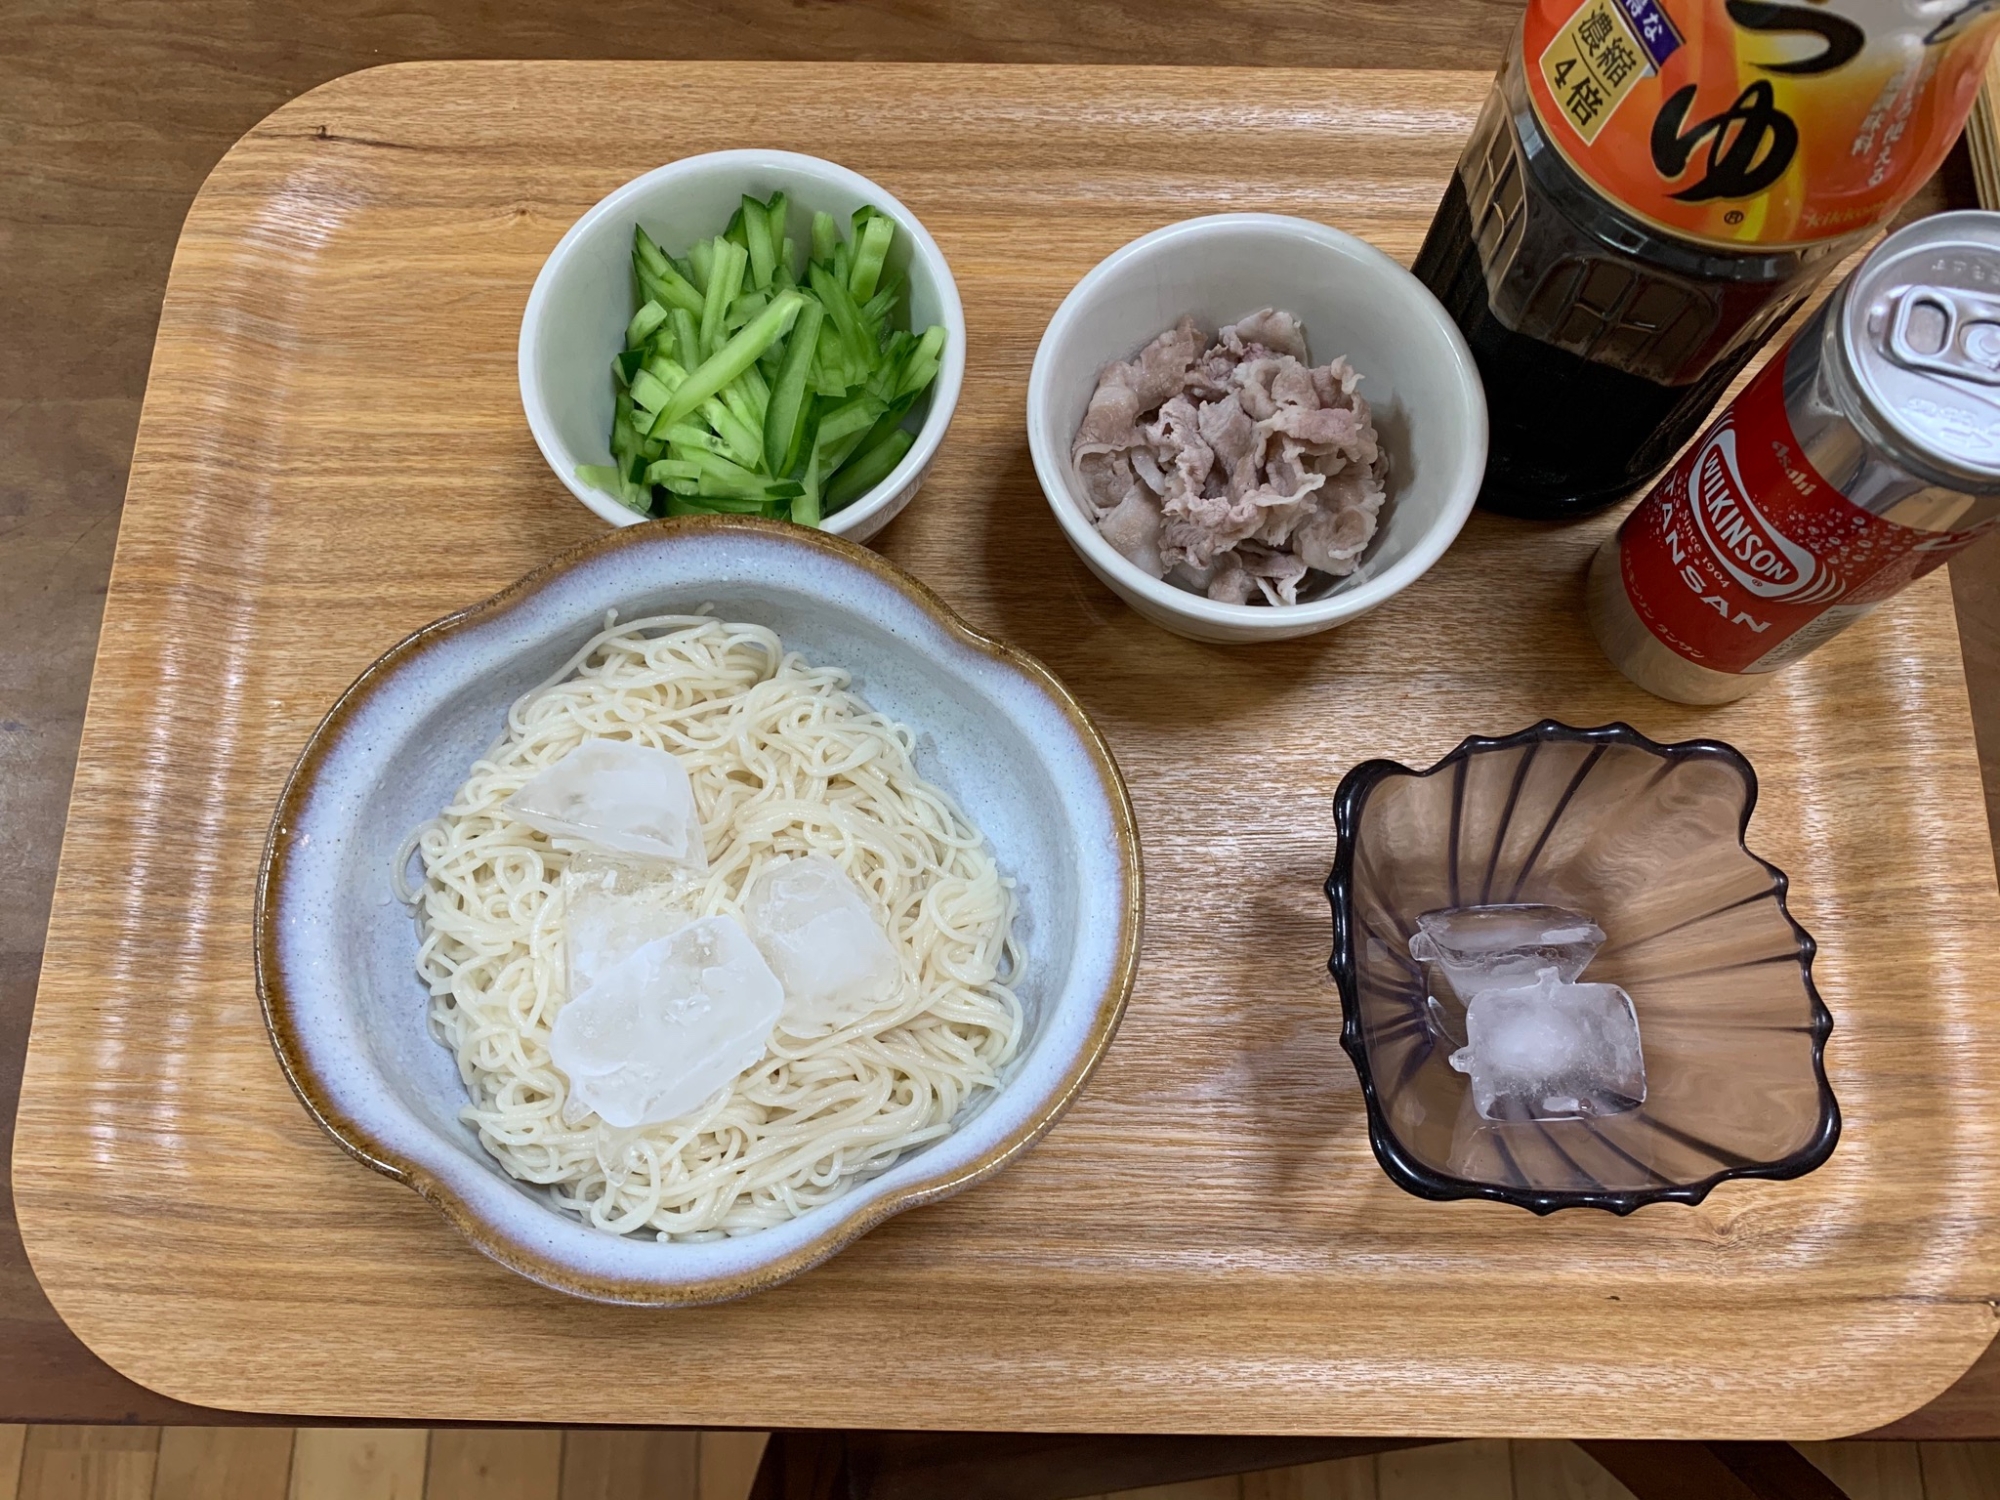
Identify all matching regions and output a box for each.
[1070,308,1388,607]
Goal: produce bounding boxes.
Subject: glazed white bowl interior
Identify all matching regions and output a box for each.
[262,524,1133,1303]
[519,150,967,543]
[1026,213,1487,643]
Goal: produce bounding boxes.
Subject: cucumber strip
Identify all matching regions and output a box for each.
[734,360,770,409]
[790,441,823,527]
[810,210,837,265]
[763,299,825,477]
[612,407,644,451]
[743,195,776,290]
[692,460,777,506]
[726,289,769,332]
[690,449,765,488]
[832,241,851,286]
[766,194,790,268]
[626,299,670,348]
[676,494,760,516]
[723,377,767,435]
[724,203,749,249]
[643,352,688,384]
[816,392,887,448]
[808,264,874,372]
[644,458,702,484]
[850,394,917,462]
[708,393,763,464]
[637,258,705,317]
[576,464,625,496]
[865,332,913,400]
[904,323,946,371]
[688,237,715,294]
[825,427,914,511]
[635,267,693,318]
[632,226,671,279]
[848,214,895,301]
[897,326,947,397]
[898,358,940,400]
[810,317,852,394]
[661,421,727,453]
[699,239,747,359]
[859,285,897,329]
[628,367,676,414]
[817,422,872,476]
[670,309,700,372]
[583,458,652,517]
[652,292,805,434]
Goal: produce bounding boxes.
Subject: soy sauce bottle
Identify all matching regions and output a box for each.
[1414,0,2000,521]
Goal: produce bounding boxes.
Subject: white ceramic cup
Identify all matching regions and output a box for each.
[520,150,966,543]
[1027,213,1488,644]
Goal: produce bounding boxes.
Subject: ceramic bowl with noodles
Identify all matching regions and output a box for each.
[256,518,1141,1306]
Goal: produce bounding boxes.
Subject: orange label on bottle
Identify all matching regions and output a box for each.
[1522,0,2000,247]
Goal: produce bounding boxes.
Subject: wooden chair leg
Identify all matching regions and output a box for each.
[1578,1441,1851,1500]
[753,1430,1431,1500]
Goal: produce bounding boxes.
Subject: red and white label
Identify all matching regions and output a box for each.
[1616,351,1993,674]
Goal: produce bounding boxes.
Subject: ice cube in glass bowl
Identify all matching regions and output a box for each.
[1448,968,1646,1122]
[1408,901,1606,1046]
[1323,720,1838,1215]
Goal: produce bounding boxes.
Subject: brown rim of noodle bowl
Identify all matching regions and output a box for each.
[253,514,1144,1307]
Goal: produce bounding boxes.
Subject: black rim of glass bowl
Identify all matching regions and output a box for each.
[1323,719,1840,1215]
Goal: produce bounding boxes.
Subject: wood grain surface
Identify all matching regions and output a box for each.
[9,0,2000,1442]
[0,0,1539,1431]
[14,60,2000,1437]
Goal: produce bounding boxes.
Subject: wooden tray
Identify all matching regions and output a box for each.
[18,61,2000,1438]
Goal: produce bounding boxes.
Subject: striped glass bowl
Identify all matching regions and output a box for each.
[1324,720,1839,1214]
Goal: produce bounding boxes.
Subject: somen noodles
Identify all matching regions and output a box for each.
[396,612,1023,1239]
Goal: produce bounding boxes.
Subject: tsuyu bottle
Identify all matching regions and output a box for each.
[1414,0,2000,521]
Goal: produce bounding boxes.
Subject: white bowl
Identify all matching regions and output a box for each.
[257,519,1139,1306]
[519,151,966,543]
[1026,213,1487,644]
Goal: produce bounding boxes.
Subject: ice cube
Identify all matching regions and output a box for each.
[548,915,782,1128]
[744,853,901,1032]
[505,738,707,869]
[1409,903,1605,999]
[1448,967,1645,1122]
[562,852,704,999]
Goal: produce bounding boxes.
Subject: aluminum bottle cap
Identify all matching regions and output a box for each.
[1844,209,2000,487]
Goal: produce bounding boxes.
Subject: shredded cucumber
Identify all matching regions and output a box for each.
[580,192,946,526]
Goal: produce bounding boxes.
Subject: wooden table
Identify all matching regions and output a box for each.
[4,0,1999,1438]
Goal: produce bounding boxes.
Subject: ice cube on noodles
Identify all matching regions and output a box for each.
[745,853,902,1032]
[549,915,783,1129]
[562,852,705,1000]
[505,738,708,869]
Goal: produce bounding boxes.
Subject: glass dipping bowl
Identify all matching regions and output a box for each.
[1324,720,1838,1214]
